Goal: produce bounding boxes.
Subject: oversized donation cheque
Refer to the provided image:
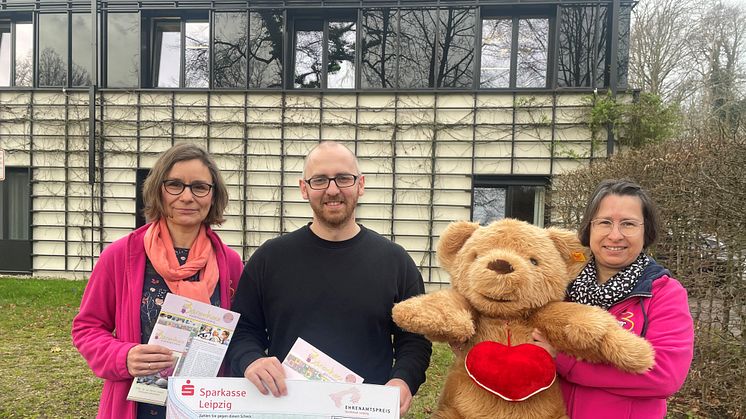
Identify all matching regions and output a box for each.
[166,337,400,418]
[127,293,240,406]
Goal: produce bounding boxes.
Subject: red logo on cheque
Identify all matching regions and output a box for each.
[181,380,195,396]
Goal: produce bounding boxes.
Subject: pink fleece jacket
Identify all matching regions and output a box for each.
[71,223,243,419]
[556,274,694,419]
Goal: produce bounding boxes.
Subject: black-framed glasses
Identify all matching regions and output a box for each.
[162,180,214,197]
[590,219,644,237]
[304,174,359,190]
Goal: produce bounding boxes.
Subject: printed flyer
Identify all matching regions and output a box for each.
[166,377,400,419]
[127,294,240,406]
[282,337,364,384]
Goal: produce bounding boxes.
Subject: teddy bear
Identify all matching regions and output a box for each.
[392,219,654,419]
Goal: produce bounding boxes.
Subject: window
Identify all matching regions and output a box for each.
[38,14,68,86]
[37,13,92,87]
[0,20,33,87]
[248,10,283,88]
[557,5,609,88]
[472,176,549,226]
[360,7,475,89]
[398,9,437,88]
[616,5,632,88]
[0,167,31,273]
[361,9,397,89]
[107,13,140,88]
[1,23,10,86]
[71,14,93,86]
[214,12,248,88]
[293,18,356,89]
[481,16,550,88]
[148,17,209,88]
[437,8,475,88]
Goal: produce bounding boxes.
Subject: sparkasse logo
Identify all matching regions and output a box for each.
[181,379,195,396]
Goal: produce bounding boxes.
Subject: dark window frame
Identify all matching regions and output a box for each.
[471,175,550,226]
[0,166,31,240]
[287,9,357,90]
[0,14,33,88]
[141,10,210,89]
[36,11,94,87]
[479,6,556,90]
[1,2,633,92]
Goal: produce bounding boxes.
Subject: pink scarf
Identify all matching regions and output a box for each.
[143,218,219,304]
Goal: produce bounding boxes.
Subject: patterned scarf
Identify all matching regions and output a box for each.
[566,253,650,309]
[143,218,219,304]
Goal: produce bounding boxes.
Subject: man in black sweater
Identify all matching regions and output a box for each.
[227,141,432,415]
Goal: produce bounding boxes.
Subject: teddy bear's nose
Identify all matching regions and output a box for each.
[487,259,514,274]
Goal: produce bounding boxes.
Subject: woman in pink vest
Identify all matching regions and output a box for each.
[72,143,243,419]
[534,179,694,418]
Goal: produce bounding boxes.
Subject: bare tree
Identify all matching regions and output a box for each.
[628,0,696,103]
[688,0,746,137]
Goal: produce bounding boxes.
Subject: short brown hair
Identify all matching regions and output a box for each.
[577,179,660,248]
[142,143,228,226]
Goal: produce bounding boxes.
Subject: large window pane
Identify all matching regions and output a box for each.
[153,20,181,88]
[594,6,609,88]
[249,10,283,88]
[328,21,356,89]
[185,21,209,88]
[399,9,437,88]
[71,13,92,86]
[15,23,33,86]
[38,14,68,86]
[617,5,631,88]
[516,18,548,88]
[473,187,506,225]
[361,9,397,89]
[294,22,322,88]
[481,19,511,88]
[0,24,10,86]
[472,184,545,226]
[437,8,475,88]
[214,12,247,88]
[0,170,30,240]
[558,6,607,88]
[107,13,139,88]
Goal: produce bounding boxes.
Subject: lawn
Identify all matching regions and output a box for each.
[0,277,450,418]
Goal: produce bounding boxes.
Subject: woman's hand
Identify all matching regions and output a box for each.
[531,329,557,359]
[126,344,175,377]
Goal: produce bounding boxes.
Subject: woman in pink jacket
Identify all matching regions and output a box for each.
[72,143,243,419]
[534,179,694,418]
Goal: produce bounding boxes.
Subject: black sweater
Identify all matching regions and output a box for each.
[227,224,432,394]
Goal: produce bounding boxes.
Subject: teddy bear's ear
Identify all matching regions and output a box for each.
[547,227,591,278]
[437,221,480,272]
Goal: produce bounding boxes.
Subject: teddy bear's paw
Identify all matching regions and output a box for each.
[392,294,476,342]
[599,328,656,373]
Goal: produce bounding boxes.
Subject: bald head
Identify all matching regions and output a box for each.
[303,141,361,178]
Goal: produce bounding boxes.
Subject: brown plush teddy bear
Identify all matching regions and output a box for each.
[392,219,654,419]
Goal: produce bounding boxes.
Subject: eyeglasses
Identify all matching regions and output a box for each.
[162,180,214,197]
[590,219,644,237]
[304,174,359,190]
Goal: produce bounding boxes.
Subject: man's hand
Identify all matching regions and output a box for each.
[385,378,412,416]
[244,357,287,397]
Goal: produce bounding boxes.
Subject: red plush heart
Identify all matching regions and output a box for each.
[465,340,556,402]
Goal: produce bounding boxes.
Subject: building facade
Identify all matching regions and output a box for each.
[0,0,631,284]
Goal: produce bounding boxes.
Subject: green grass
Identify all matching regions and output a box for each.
[0,277,450,418]
[0,278,101,418]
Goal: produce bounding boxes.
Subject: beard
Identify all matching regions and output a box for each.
[310,195,358,228]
